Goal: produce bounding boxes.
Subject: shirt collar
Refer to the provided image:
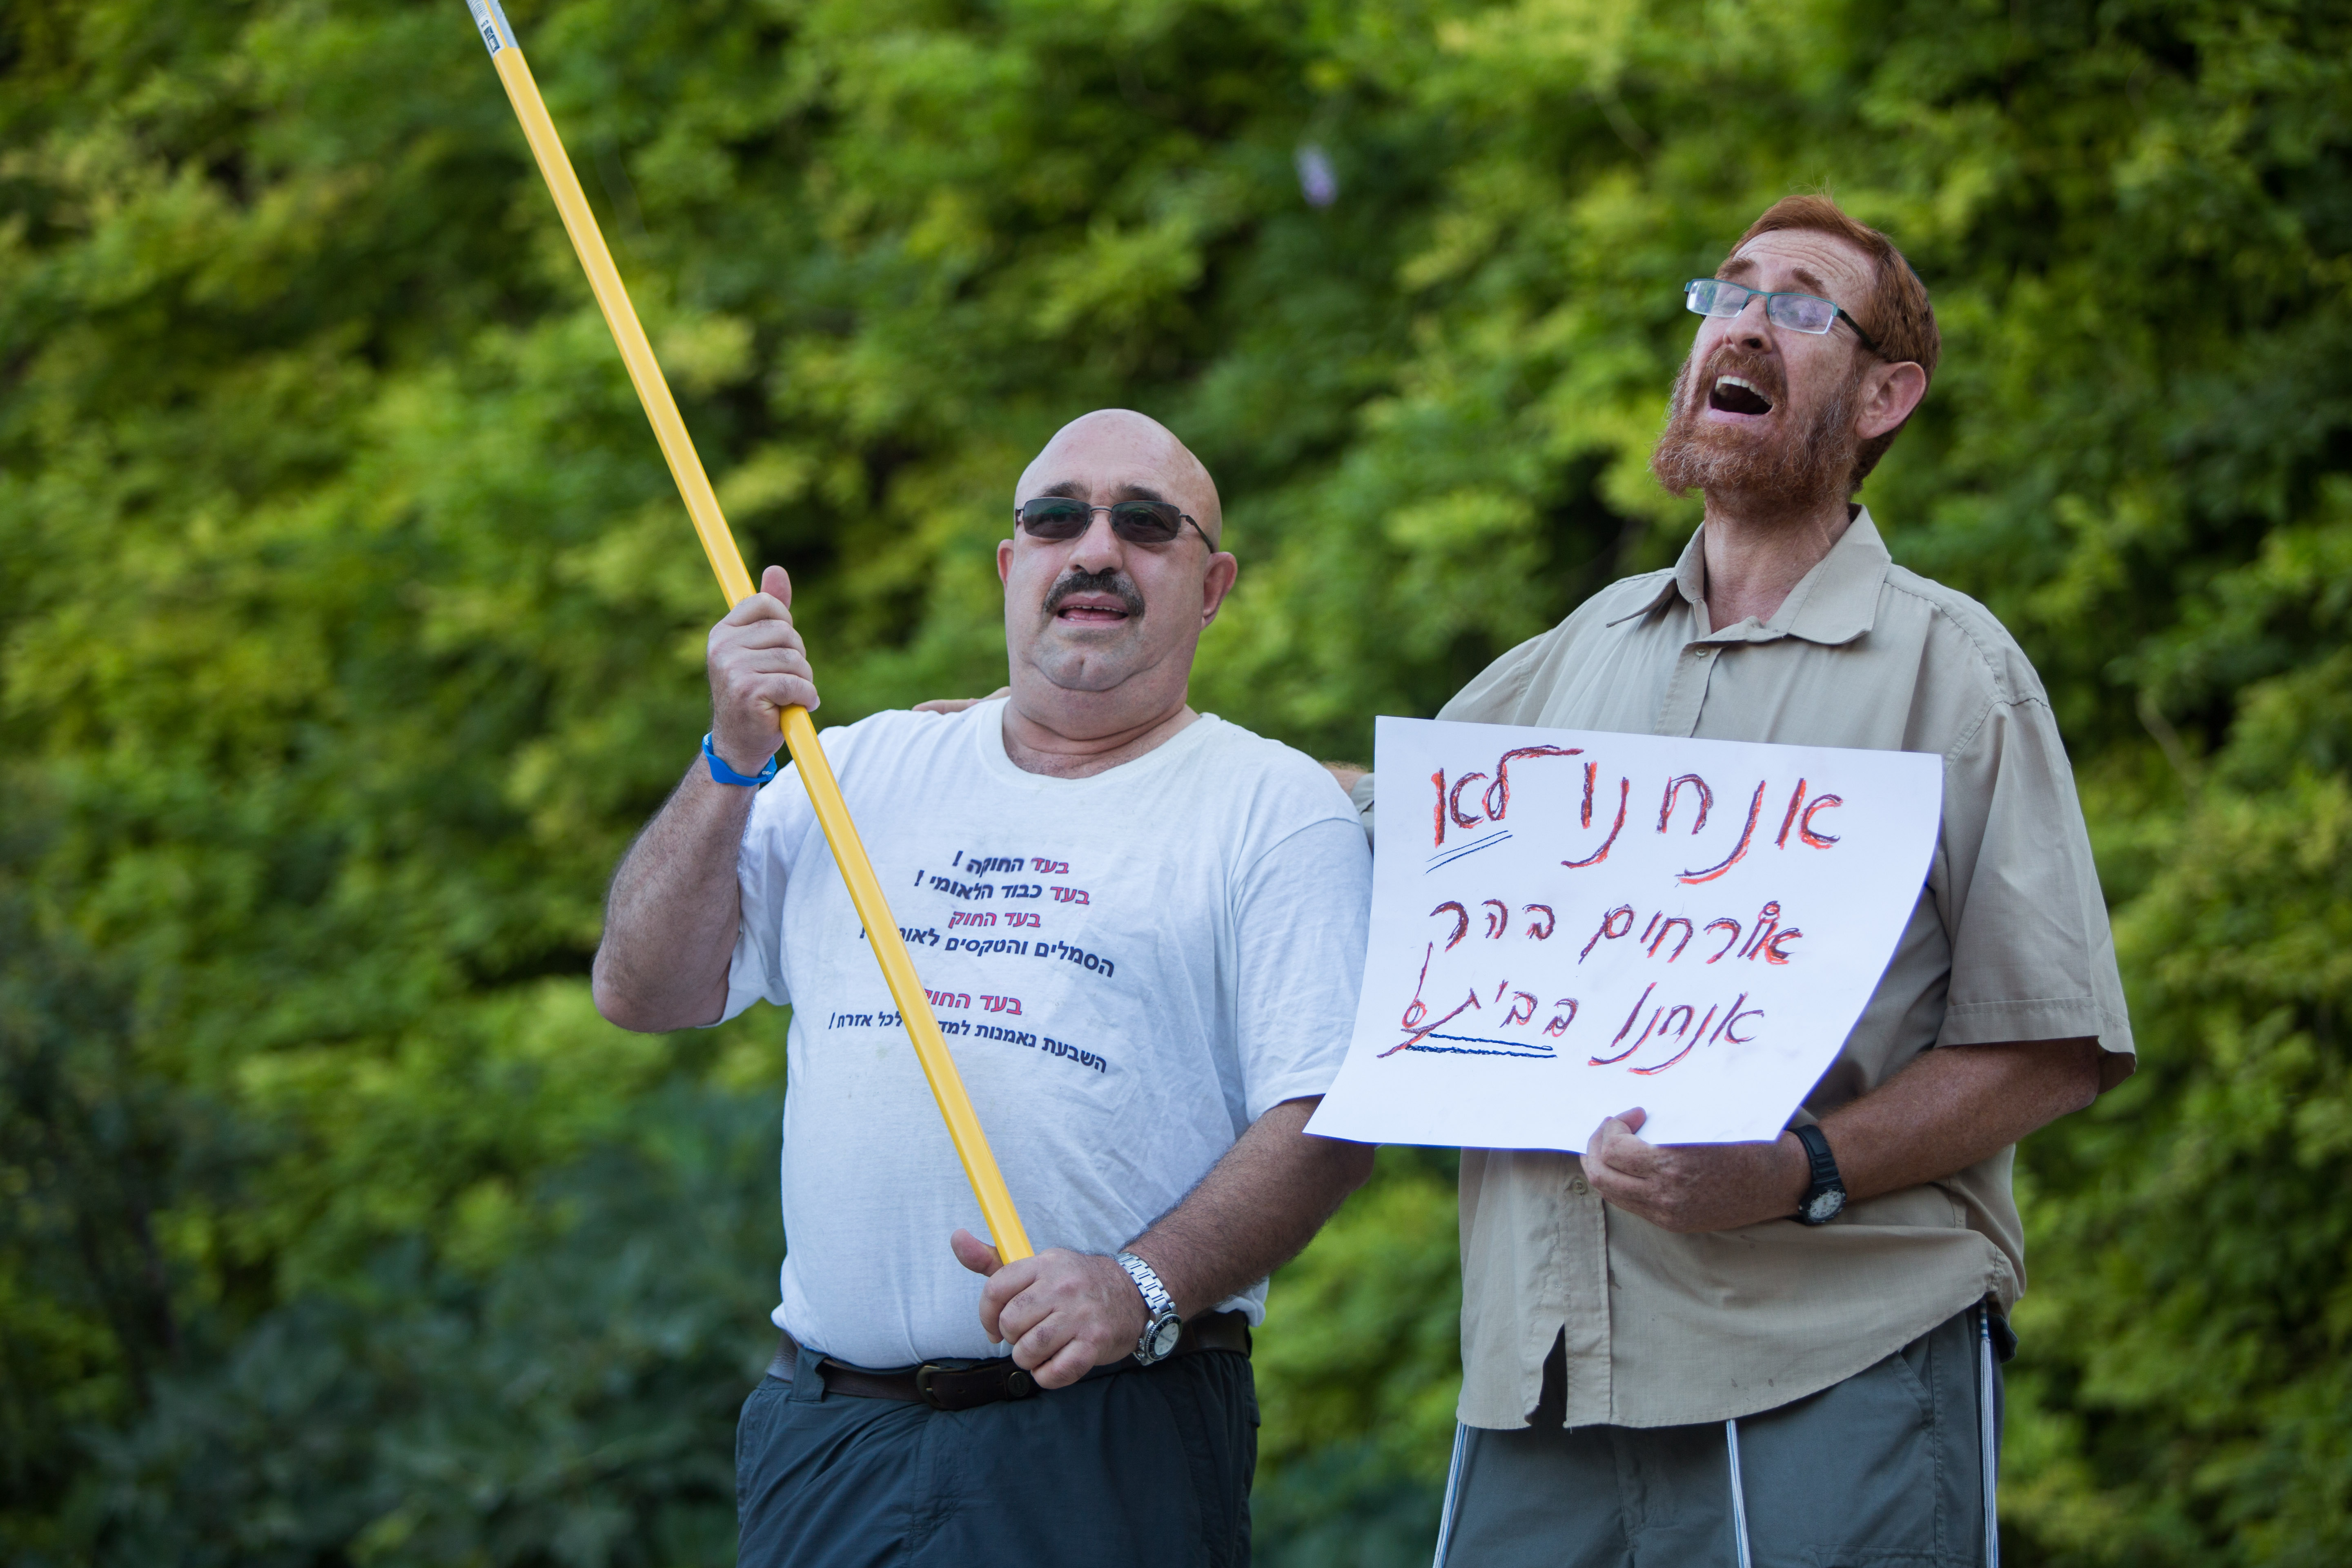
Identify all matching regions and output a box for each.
[1606,507,1891,646]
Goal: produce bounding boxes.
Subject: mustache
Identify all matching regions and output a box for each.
[1653,343,1863,514]
[1043,566,1146,618]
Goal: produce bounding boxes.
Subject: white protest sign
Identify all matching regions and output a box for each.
[1306,717,1943,1149]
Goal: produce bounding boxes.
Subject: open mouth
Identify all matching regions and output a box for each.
[1707,375,1775,416]
[1044,570,1145,626]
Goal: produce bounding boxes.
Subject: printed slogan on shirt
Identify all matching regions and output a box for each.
[829,844,1119,1078]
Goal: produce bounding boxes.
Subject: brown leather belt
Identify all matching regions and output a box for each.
[772,1310,1252,1413]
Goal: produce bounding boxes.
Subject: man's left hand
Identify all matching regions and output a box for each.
[951,1229,1146,1390]
[1583,1108,1810,1233]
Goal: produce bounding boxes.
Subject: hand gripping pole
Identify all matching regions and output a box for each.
[460,0,1032,1263]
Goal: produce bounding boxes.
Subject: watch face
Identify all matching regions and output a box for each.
[1147,1314,1183,1359]
[1803,1188,1846,1223]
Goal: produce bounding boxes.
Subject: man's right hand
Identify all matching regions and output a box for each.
[1323,762,1367,795]
[951,1229,1147,1390]
[708,564,820,772]
[911,687,1011,715]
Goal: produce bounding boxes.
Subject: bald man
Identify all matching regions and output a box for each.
[592,410,1376,1568]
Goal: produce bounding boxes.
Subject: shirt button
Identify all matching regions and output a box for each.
[1569,1177,1590,1196]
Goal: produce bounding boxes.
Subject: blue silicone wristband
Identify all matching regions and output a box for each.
[703,732,780,788]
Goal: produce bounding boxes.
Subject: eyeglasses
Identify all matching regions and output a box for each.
[1014,498,1214,549]
[1684,278,1880,355]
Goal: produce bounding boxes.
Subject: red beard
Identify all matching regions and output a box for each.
[1650,345,1863,521]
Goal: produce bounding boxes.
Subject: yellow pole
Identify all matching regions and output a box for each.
[461,0,1032,1262]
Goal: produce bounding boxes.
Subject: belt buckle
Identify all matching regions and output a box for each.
[915,1359,1038,1410]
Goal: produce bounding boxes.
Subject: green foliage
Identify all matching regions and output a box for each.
[1252,1149,1460,1566]
[2,0,2348,1563]
[2007,487,2352,1565]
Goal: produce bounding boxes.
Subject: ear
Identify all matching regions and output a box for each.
[997,538,1015,585]
[1198,552,1239,629]
[1856,360,1928,441]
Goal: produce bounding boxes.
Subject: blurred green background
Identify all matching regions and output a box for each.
[4,0,2348,1562]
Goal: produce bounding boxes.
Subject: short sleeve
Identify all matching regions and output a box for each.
[1933,697,2135,1079]
[716,764,815,1024]
[1230,815,1374,1120]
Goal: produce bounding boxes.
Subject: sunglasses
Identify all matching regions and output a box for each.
[1014,498,1213,549]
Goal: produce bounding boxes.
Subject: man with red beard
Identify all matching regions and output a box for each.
[1337,196,2136,1564]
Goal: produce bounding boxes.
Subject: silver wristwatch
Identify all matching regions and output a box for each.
[1116,1251,1183,1365]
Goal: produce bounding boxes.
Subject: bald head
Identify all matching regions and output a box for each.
[996,408,1239,736]
[1014,409,1223,545]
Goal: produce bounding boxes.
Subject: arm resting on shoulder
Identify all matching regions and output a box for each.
[954,1096,1375,1387]
[1323,762,1367,795]
[1584,1037,2104,1234]
[911,686,1010,715]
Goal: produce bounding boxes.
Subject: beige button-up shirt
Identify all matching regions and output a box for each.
[1359,511,2134,1430]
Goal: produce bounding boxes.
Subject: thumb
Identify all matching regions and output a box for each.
[950,1227,1002,1277]
[1616,1106,1649,1135]
[760,564,793,607]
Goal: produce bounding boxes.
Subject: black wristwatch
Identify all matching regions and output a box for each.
[1792,1124,1847,1225]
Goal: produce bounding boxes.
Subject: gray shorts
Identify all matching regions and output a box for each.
[1436,1304,2005,1568]
[735,1335,1257,1568]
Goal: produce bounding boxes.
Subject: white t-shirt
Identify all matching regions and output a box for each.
[720,699,1371,1368]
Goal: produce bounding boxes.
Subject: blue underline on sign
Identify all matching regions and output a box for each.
[1400,1032,1555,1059]
[1426,831,1512,873]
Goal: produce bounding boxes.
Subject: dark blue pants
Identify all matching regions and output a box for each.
[735,1337,1257,1568]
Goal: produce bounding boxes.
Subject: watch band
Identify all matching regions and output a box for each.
[1792,1123,1848,1225]
[702,732,780,788]
[1116,1250,1183,1365]
[1116,1251,1174,1317]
